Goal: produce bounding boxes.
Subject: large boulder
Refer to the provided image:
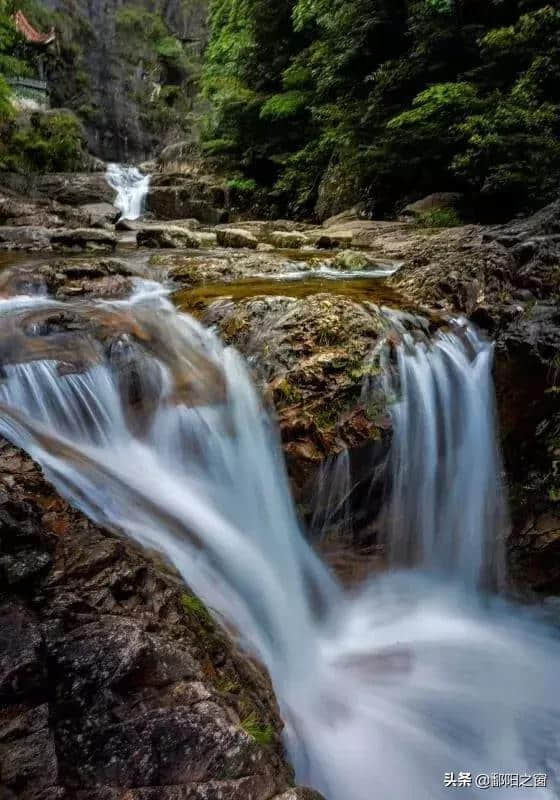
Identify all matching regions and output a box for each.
[31,173,115,206]
[217,228,259,250]
[203,293,391,512]
[50,228,117,252]
[158,140,200,166]
[270,231,309,249]
[79,202,120,229]
[399,192,463,221]
[136,224,202,249]
[147,175,229,224]
[314,162,361,223]
[334,249,380,271]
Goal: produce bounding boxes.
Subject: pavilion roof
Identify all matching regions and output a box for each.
[13,10,56,45]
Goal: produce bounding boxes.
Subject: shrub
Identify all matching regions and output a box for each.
[240,712,275,745]
[414,208,461,228]
[0,111,87,173]
[227,177,257,193]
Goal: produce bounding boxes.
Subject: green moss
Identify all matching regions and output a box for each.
[240,712,275,745]
[275,378,302,404]
[180,592,214,626]
[414,208,461,229]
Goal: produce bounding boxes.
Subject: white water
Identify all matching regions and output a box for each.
[0,286,559,799]
[383,321,507,588]
[106,163,150,220]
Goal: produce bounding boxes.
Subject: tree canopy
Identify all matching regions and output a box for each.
[203,0,560,220]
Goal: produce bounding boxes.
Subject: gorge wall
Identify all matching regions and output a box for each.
[43,0,208,161]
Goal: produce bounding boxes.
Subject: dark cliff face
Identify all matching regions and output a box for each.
[44,0,208,162]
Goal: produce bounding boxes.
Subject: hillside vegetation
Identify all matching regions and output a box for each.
[202,0,560,220]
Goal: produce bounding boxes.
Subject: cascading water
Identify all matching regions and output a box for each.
[382,320,507,588]
[0,284,559,799]
[106,163,150,220]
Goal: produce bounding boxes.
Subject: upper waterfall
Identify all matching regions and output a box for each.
[106,163,150,220]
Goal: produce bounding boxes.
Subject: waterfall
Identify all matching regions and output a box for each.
[106,163,150,220]
[383,321,507,588]
[0,286,559,799]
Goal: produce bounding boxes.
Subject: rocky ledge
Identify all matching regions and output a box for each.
[0,440,322,800]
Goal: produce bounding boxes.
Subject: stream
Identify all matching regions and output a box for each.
[0,236,560,799]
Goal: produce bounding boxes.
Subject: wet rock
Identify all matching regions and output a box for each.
[216,228,258,250]
[50,228,118,252]
[6,172,116,206]
[0,603,45,700]
[0,703,58,797]
[314,162,360,222]
[333,250,378,271]
[509,511,560,593]
[314,230,354,249]
[0,441,306,799]
[273,789,326,800]
[0,225,51,250]
[205,293,390,502]
[78,202,120,229]
[137,225,202,249]
[269,231,309,249]
[399,192,464,220]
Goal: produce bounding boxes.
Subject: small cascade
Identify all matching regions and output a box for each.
[382,320,506,588]
[310,450,353,541]
[106,163,150,220]
[0,287,558,799]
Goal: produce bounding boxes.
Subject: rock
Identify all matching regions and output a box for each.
[0,225,51,250]
[50,228,118,252]
[217,228,258,250]
[334,250,377,271]
[78,201,120,228]
[88,156,107,172]
[115,217,138,231]
[0,439,304,799]
[136,225,202,249]
[0,702,58,797]
[147,179,228,224]
[269,231,309,249]
[204,293,391,508]
[400,192,463,220]
[29,173,115,206]
[273,789,326,800]
[322,207,365,228]
[258,243,275,252]
[179,218,202,230]
[138,160,157,173]
[314,230,354,249]
[198,231,218,247]
[158,140,200,165]
[53,257,135,280]
[314,162,361,222]
[0,603,45,700]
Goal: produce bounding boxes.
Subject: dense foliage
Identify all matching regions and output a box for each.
[0,0,89,172]
[114,5,200,141]
[203,0,560,220]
